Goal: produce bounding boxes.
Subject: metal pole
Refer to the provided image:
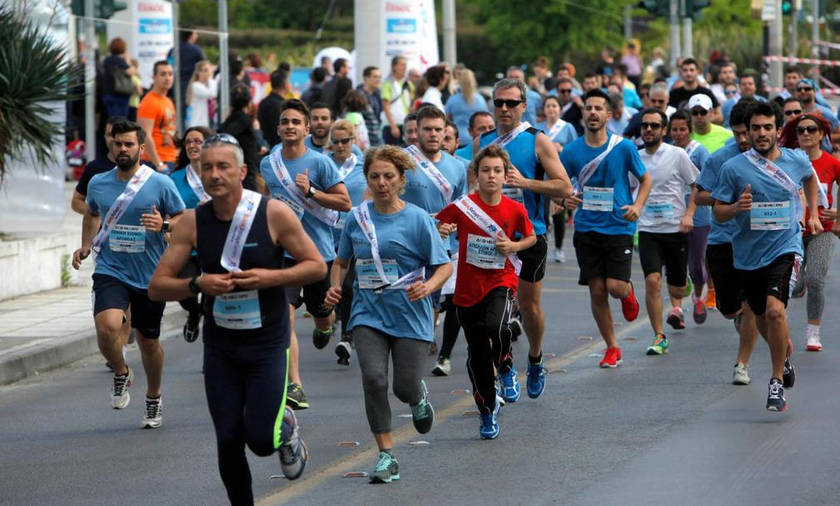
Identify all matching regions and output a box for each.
[789,0,798,57]
[811,0,819,58]
[669,0,681,68]
[624,4,632,39]
[683,16,693,58]
[84,0,96,160]
[172,1,182,135]
[218,0,229,121]
[769,0,783,93]
[442,0,457,65]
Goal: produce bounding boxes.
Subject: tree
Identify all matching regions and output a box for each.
[0,7,82,181]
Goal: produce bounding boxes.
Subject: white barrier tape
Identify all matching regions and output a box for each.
[762,55,840,67]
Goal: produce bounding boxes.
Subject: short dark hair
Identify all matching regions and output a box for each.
[740,69,759,84]
[468,111,493,130]
[334,58,348,73]
[152,60,171,76]
[555,77,572,87]
[309,101,332,120]
[342,90,368,113]
[416,104,446,125]
[425,65,447,87]
[730,98,758,128]
[583,88,612,110]
[681,58,699,69]
[281,99,311,124]
[105,115,127,129]
[471,144,512,175]
[782,97,802,107]
[110,119,146,145]
[391,56,406,68]
[230,83,252,110]
[542,95,562,112]
[311,67,327,84]
[641,108,667,127]
[445,119,459,139]
[668,110,692,132]
[363,66,379,78]
[270,68,287,89]
[404,112,418,124]
[746,101,783,129]
[784,65,802,76]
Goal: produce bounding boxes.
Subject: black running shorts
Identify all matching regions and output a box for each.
[573,231,634,286]
[738,253,797,316]
[92,273,165,338]
[638,231,689,287]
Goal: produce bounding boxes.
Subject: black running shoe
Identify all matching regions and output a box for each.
[183,310,201,343]
[286,383,310,410]
[783,342,795,389]
[766,379,787,412]
[509,316,522,342]
[312,326,334,350]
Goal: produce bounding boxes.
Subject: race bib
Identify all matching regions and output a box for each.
[213,290,261,330]
[356,258,399,289]
[275,192,305,219]
[108,225,145,253]
[751,201,791,230]
[582,186,614,212]
[465,234,506,270]
[645,200,674,220]
[502,186,524,204]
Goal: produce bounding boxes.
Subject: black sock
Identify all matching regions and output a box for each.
[528,353,543,365]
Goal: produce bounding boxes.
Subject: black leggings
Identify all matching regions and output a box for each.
[204,342,291,506]
[552,210,567,249]
[439,294,461,359]
[456,287,515,415]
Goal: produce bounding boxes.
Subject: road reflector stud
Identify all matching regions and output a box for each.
[550,368,567,374]
[450,388,471,395]
[343,471,369,478]
[578,335,593,341]
[409,440,430,447]
[338,441,360,448]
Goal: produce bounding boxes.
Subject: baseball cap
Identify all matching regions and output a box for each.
[797,78,817,90]
[687,94,712,111]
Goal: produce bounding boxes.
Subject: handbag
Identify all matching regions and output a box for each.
[113,67,135,96]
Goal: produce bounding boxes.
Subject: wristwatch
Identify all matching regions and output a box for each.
[188,275,201,295]
[305,184,317,198]
[161,220,170,233]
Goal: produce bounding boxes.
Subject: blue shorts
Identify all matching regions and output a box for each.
[92,274,166,338]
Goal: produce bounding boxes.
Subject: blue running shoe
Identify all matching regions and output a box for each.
[479,401,501,439]
[497,366,520,403]
[369,451,400,483]
[526,360,547,399]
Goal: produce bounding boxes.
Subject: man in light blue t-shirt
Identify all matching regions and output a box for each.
[711,101,822,413]
[454,111,495,162]
[72,120,185,428]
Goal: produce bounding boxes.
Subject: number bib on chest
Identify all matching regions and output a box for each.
[275,192,305,219]
[213,290,261,330]
[109,225,145,253]
[465,234,506,270]
[645,200,674,220]
[356,258,399,289]
[502,186,524,204]
[751,201,791,230]
[582,186,614,212]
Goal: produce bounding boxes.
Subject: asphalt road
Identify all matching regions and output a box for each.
[3,238,840,506]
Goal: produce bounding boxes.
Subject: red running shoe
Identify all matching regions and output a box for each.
[621,282,639,322]
[599,347,623,368]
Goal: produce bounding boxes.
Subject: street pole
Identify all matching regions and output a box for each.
[172,1,182,135]
[811,0,819,58]
[624,4,632,39]
[669,0,681,68]
[769,0,783,93]
[442,0,457,65]
[683,15,693,58]
[84,0,96,160]
[218,0,229,122]
[789,0,798,57]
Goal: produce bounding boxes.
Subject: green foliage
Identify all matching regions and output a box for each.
[180,0,345,31]
[0,7,83,181]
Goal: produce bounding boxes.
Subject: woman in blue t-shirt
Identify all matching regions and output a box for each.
[445,69,488,147]
[326,146,452,484]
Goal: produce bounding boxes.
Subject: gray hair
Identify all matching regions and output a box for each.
[608,91,624,109]
[650,83,669,97]
[203,140,245,168]
[493,78,526,102]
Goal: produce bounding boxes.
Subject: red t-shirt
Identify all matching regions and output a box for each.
[436,193,534,307]
[805,151,840,236]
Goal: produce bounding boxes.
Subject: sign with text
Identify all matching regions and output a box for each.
[381,0,439,73]
[133,0,173,89]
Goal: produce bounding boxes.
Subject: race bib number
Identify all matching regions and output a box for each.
[751,201,791,231]
[582,186,614,212]
[213,290,261,330]
[356,258,399,289]
[275,192,304,219]
[502,186,524,204]
[108,225,145,253]
[465,234,506,270]
[645,200,674,220]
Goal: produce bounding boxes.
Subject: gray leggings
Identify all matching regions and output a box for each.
[353,325,427,434]
[800,232,836,321]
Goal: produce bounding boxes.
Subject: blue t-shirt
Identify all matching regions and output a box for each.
[523,89,542,126]
[455,144,473,161]
[331,153,367,246]
[260,148,343,261]
[304,135,363,158]
[696,141,742,245]
[402,150,468,215]
[722,95,767,127]
[687,143,712,227]
[535,120,578,147]
[169,167,202,209]
[710,148,812,270]
[87,169,185,289]
[444,92,488,145]
[338,202,450,341]
[560,134,647,236]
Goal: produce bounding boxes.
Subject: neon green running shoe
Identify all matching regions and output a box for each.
[646,333,669,355]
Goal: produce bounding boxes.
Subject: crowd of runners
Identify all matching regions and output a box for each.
[69,52,840,504]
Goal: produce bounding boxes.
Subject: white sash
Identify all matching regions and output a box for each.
[186,165,211,203]
[268,149,339,226]
[561,102,573,115]
[546,119,568,141]
[353,201,425,291]
[220,190,262,272]
[575,134,622,192]
[336,154,357,180]
[453,196,522,275]
[404,145,453,202]
[685,140,700,157]
[91,166,154,255]
[489,122,532,149]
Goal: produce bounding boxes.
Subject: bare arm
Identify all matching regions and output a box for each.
[681,184,698,233]
[508,133,572,198]
[622,172,652,221]
[694,188,715,206]
[312,182,352,212]
[137,117,162,169]
[148,210,199,301]
[264,199,328,287]
[404,262,453,302]
[71,210,101,269]
[803,174,824,235]
[325,256,350,307]
[71,191,87,215]
[495,230,537,256]
[713,184,751,223]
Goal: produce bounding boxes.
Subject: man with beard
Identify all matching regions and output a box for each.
[668,58,722,125]
[711,101,822,412]
[72,119,186,428]
[560,89,651,368]
[402,112,419,147]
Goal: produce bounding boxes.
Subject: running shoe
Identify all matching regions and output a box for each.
[791,279,807,298]
[494,382,506,407]
[733,362,750,385]
[692,294,707,325]
[783,342,795,389]
[278,407,309,480]
[431,356,451,376]
[286,383,309,410]
[683,277,693,298]
[411,380,434,434]
[526,360,546,399]
[806,327,822,351]
[312,326,334,350]
[142,396,162,429]
[183,310,201,343]
[599,347,622,368]
[110,367,134,409]
[553,249,566,263]
[479,401,501,440]
[705,288,717,310]
[621,282,640,322]
[509,315,522,342]
[666,307,686,330]
[497,365,521,403]
[646,333,669,355]
[369,451,400,484]
[766,378,787,412]
[335,341,352,366]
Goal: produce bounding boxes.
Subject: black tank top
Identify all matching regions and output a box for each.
[196,196,289,346]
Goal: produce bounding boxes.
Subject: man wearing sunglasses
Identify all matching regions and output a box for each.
[781,98,804,126]
[478,78,573,398]
[722,71,766,127]
[689,94,733,155]
[711,101,823,412]
[795,79,840,147]
[552,77,584,136]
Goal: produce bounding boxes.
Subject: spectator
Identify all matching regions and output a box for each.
[420,64,450,112]
[620,42,643,88]
[444,68,488,146]
[612,64,643,110]
[302,67,328,108]
[258,68,287,148]
[606,91,632,135]
[320,55,333,77]
[137,60,177,172]
[127,58,143,122]
[408,68,423,89]
[380,56,415,145]
[275,62,299,99]
[218,84,260,190]
[321,57,353,117]
[167,30,206,124]
[186,60,218,128]
[341,90,371,150]
[101,37,134,119]
[357,66,383,146]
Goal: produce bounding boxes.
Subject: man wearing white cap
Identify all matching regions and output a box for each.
[689,94,733,154]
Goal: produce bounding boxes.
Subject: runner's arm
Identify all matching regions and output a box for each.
[148,210,199,301]
[137,117,163,169]
[495,230,536,256]
[267,199,328,287]
[71,191,87,214]
[311,181,352,211]
[405,262,453,302]
[694,187,714,206]
[521,133,573,198]
[623,172,652,221]
[681,184,698,232]
[803,173,824,235]
[325,257,350,307]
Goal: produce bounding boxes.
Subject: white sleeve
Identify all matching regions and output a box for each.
[678,150,699,184]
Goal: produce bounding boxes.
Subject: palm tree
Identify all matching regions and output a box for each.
[0,6,83,182]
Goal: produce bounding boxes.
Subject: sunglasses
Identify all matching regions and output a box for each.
[203,133,241,147]
[331,137,354,145]
[557,89,572,94]
[724,89,738,96]
[796,125,820,134]
[691,109,708,116]
[796,86,813,92]
[493,98,524,109]
[641,122,662,130]
[784,109,803,116]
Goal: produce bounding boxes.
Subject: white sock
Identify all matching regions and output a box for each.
[807,324,820,337]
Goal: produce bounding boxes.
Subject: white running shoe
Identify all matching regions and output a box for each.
[110,367,134,409]
[143,396,163,429]
[806,333,823,352]
[732,362,750,385]
[279,407,309,480]
[553,249,566,263]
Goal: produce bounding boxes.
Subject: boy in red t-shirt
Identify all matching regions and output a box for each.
[436,145,535,439]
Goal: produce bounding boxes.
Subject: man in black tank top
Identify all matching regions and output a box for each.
[149,134,327,504]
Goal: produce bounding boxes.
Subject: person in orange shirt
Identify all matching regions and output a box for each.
[138,61,177,172]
